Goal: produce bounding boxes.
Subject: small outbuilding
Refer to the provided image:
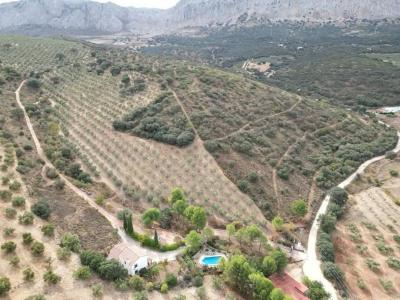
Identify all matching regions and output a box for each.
[108,243,150,275]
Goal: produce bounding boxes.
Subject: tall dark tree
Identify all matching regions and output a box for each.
[125,214,134,236]
[154,230,159,247]
[123,213,128,232]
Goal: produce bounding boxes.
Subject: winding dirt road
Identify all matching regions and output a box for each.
[303,128,400,300]
[15,81,183,262]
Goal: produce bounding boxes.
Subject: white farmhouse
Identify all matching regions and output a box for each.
[108,243,150,275]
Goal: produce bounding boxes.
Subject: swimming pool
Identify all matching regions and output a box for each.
[200,255,223,266]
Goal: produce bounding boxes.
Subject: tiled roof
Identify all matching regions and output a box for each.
[270,273,309,300]
[108,243,140,267]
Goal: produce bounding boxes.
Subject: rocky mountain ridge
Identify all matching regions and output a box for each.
[0,0,399,35]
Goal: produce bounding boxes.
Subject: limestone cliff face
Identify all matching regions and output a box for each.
[166,0,400,28]
[0,0,399,35]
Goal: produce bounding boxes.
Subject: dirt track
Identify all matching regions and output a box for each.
[15,81,184,263]
[303,127,400,300]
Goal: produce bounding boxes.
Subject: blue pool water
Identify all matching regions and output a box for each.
[201,255,222,266]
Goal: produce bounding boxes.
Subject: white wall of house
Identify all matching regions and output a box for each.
[129,256,149,275]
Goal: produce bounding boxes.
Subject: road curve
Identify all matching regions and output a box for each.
[303,128,400,300]
[15,81,183,262]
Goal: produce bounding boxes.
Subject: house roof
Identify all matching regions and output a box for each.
[108,243,142,268]
[270,273,309,300]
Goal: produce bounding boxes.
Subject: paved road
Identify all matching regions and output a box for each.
[303,126,400,300]
[15,81,183,263]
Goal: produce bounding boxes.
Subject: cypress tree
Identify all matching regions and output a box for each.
[123,213,128,232]
[154,230,159,247]
[126,214,134,236]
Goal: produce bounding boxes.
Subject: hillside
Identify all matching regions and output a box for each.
[0,35,267,227]
[0,0,400,35]
[1,36,397,226]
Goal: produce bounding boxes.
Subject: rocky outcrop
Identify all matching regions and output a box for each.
[0,0,399,35]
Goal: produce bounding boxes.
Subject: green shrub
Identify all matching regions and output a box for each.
[91,283,103,297]
[22,232,33,245]
[80,250,105,271]
[379,278,394,293]
[272,216,284,231]
[165,273,178,288]
[291,199,308,217]
[60,233,81,252]
[73,266,92,280]
[238,180,250,193]
[277,167,290,180]
[303,278,330,300]
[320,213,337,233]
[10,257,19,268]
[3,227,15,237]
[387,257,400,271]
[142,208,160,227]
[46,168,58,179]
[41,224,55,237]
[317,232,335,262]
[365,258,380,272]
[330,187,348,206]
[54,179,65,190]
[97,259,128,281]
[0,190,12,202]
[0,277,11,296]
[322,262,345,286]
[1,241,16,253]
[129,275,145,291]
[27,78,41,89]
[12,196,25,207]
[4,207,16,219]
[160,282,169,293]
[31,200,51,219]
[9,181,21,191]
[114,279,129,291]
[43,270,61,285]
[19,211,34,225]
[376,241,394,256]
[133,291,148,300]
[57,247,72,261]
[31,241,45,256]
[23,268,35,282]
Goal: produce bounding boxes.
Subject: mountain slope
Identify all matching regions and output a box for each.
[0,0,161,34]
[0,0,400,35]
